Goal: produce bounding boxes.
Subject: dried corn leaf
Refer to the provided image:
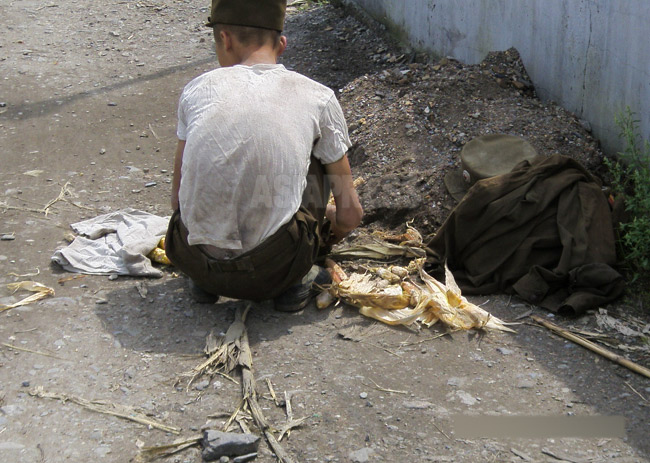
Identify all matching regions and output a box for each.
[416,260,515,332]
[180,307,247,388]
[30,387,180,434]
[322,257,514,333]
[134,435,202,463]
[333,241,426,260]
[1,281,55,312]
[373,222,424,246]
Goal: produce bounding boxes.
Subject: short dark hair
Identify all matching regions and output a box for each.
[214,24,281,48]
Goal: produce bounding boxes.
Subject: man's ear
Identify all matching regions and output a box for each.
[220,29,233,50]
[277,35,287,56]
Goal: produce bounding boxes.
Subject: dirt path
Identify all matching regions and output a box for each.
[1,2,648,462]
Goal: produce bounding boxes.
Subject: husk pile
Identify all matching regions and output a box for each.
[319,225,514,333]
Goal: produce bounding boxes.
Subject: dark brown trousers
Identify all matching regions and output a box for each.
[165,157,330,301]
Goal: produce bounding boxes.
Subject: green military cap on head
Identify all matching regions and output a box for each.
[206,0,287,32]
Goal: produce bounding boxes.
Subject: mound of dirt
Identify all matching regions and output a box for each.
[282,4,606,236]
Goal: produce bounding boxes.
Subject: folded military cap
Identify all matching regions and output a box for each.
[444,134,539,201]
[206,0,287,32]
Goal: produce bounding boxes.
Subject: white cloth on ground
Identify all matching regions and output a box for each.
[51,208,170,277]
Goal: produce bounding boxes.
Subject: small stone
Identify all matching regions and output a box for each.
[219,457,230,463]
[21,381,30,387]
[95,298,108,305]
[517,379,535,389]
[1,234,15,241]
[496,347,514,355]
[107,102,117,106]
[108,274,118,280]
[0,102,6,107]
[99,148,106,154]
[195,379,210,391]
[145,182,157,187]
[403,400,432,410]
[202,431,260,461]
[359,392,368,399]
[349,447,375,463]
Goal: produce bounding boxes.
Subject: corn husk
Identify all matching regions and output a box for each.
[1,281,55,312]
[373,222,424,247]
[320,257,514,333]
[332,241,426,260]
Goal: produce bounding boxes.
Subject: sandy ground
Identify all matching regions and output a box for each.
[1,1,649,462]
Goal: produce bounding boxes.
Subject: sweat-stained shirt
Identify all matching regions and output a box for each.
[176,63,351,258]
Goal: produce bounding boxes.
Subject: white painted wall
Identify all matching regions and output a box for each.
[343,0,650,156]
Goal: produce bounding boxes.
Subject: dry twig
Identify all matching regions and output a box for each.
[30,387,181,434]
[1,343,63,360]
[237,306,298,463]
[531,315,650,379]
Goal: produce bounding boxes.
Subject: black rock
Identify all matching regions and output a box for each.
[201,431,260,462]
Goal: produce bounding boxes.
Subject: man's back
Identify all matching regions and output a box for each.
[177,63,348,255]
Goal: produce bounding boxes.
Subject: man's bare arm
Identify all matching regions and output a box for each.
[324,154,363,243]
[171,139,186,212]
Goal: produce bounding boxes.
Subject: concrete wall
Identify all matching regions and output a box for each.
[342,0,650,156]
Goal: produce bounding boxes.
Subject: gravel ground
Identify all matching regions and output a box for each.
[0,1,648,463]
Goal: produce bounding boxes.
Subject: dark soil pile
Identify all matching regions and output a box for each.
[283,3,605,236]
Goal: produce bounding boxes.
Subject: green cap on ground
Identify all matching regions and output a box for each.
[444,134,539,201]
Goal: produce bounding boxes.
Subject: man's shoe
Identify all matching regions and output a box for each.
[189,280,220,304]
[273,265,331,312]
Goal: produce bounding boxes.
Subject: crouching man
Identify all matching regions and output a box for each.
[165,0,363,311]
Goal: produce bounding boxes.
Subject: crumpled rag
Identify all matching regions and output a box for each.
[51,208,170,277]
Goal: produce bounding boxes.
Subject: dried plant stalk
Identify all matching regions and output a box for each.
[134,435,202,463]
[30,387,180,434]
[237,310,298,463]
[532,316,650,379]
[1,281,55,312]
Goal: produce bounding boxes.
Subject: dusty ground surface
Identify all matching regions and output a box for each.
[1,1,649,463]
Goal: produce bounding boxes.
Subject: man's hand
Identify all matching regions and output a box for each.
[324,154,363,244]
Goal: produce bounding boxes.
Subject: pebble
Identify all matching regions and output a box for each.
[21,380,30,387]
[1,234,15,241]
[359,392,368,399]
[349,447,375,463]
[108,274,118,280]
[496,347,514,355]
[517,379,535,389]
[0,102,7,107]
[99,148,106,154]
[403,400,432,410]
[107,102,117,106]
[195,379,210,391]
[95,298,108,305]
[145,182,157,187]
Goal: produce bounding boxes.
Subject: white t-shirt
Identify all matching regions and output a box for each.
[177,64,351,257]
